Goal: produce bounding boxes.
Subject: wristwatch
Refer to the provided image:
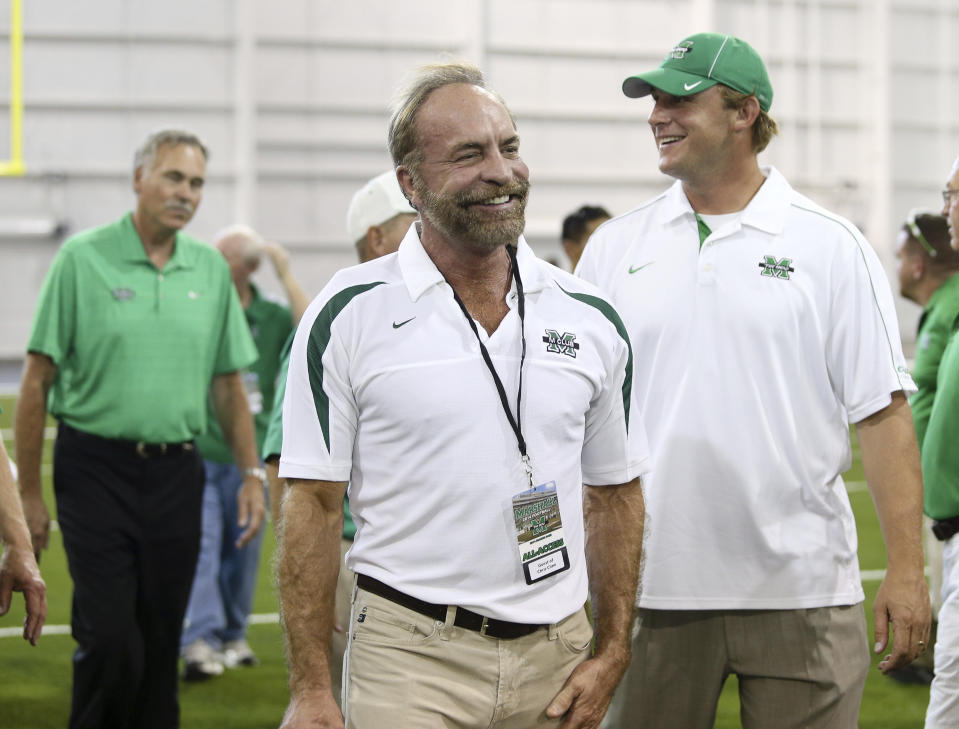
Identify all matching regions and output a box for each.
[242,466,268,485]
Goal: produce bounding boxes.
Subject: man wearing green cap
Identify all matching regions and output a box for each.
[577,32,930,728]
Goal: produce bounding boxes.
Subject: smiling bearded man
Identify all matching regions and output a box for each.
[275,62,650,729]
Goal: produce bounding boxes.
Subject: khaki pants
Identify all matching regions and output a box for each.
[330,538,353,708]
[603,605,870,729]
[343,586,593,728]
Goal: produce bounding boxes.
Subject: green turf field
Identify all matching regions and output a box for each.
[0,395,933,728]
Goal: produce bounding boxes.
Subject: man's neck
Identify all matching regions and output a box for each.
[682,157,766,215]
[915,274,953,309]
[237,281,254,309]
[419,223,513,336]
[131,211,177,270]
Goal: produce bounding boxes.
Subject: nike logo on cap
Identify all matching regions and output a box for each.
[684,80,704,91]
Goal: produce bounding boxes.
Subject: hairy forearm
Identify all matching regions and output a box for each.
[857,393,924,573]
[280,274,310,326]
[0,445,30,549]
[211,372,258,470]
[584,477,645,660]
[278,478,347,698]
[14,355,55,498]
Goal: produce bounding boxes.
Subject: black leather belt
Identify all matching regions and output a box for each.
[61,422,195,459]
[356,574,545,640]
[932,516,959,542]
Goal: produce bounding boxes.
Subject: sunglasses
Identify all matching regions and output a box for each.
[906,210,937,258]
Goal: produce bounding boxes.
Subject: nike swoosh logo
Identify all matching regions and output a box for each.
[628,263,653,274]
[392,317,416,329]
[684,80,704,91]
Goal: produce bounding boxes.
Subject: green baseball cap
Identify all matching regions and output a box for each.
[623,33,773,112]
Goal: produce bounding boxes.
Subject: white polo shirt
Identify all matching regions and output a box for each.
[576,166,915,610]
[280,227,650,623]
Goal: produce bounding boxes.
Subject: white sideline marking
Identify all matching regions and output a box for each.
[0,612,280,639]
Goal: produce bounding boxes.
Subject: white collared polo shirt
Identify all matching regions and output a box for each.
[577,166,915,610]
[280,228,650,623]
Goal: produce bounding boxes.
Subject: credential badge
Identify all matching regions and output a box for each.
[543,329,580,358]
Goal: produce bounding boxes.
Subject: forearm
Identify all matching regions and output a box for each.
[278,478,346,698]
[856,393,925,573]
[584,477,645,660]
[0,447,31,550]
[266,458,287,536]
[280,273,310,326]
[211,372,259,470]
[14,355,54,498]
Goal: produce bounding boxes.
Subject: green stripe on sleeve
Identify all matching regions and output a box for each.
[307,282,385,451]
[557,285,633,431]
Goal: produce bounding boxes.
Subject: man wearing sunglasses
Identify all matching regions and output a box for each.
[892,212,958,689]
[920,158,959,728]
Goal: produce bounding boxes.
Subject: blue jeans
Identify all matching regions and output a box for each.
[181,461,265,649]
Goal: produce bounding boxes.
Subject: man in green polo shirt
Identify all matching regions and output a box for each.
[922,156,959,728]
[15,129,266,729]
[181,225,308,680]
[893,211,959,686]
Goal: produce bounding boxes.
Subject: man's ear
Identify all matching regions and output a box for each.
[368,225,386,257]
[396,167,419,211]
[734,95,761,131]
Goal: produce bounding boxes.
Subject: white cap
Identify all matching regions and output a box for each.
[346,170,416,244]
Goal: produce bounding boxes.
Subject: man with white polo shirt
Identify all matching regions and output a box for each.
[576,32,929,729]
[921,156,959,728]
[276,62,648,729]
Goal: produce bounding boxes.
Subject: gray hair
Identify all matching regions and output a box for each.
[213,224,264,264]
[387,61,514,175]
[133,129,209,174]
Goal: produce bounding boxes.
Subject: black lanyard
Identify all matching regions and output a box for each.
[447,244,532,487]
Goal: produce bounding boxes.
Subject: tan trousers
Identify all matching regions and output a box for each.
[602,605,870,729]
[330,538,353,708]
[343,586,593,729]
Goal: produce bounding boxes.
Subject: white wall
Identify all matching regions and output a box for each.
[1,0,957,363]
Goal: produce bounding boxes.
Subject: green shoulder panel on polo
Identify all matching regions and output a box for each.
[27,213,257,443]
[307,281,386,452]
[922,324,959,519]
[556,284,632,431]
[910,274,959,451]
[262,331,355,540]
[197,283,294,463]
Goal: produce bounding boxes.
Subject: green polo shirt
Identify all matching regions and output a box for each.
[262,332,356,540]
[922,318,959,519]
[27,213,257,443]
[910,274,959,450]
[196,283,293,463]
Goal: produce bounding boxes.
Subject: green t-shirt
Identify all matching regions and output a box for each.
[196,284,293,463]
[910,274,959,450]
[262,332,355,540]
[27,213,257,442]
[921,315,959,519]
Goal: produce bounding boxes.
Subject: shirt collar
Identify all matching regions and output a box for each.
[661,165,792,237]
[119,212,197,270]
[398,223,549,302]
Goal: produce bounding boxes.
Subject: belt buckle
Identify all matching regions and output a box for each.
[479,616,490,636]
